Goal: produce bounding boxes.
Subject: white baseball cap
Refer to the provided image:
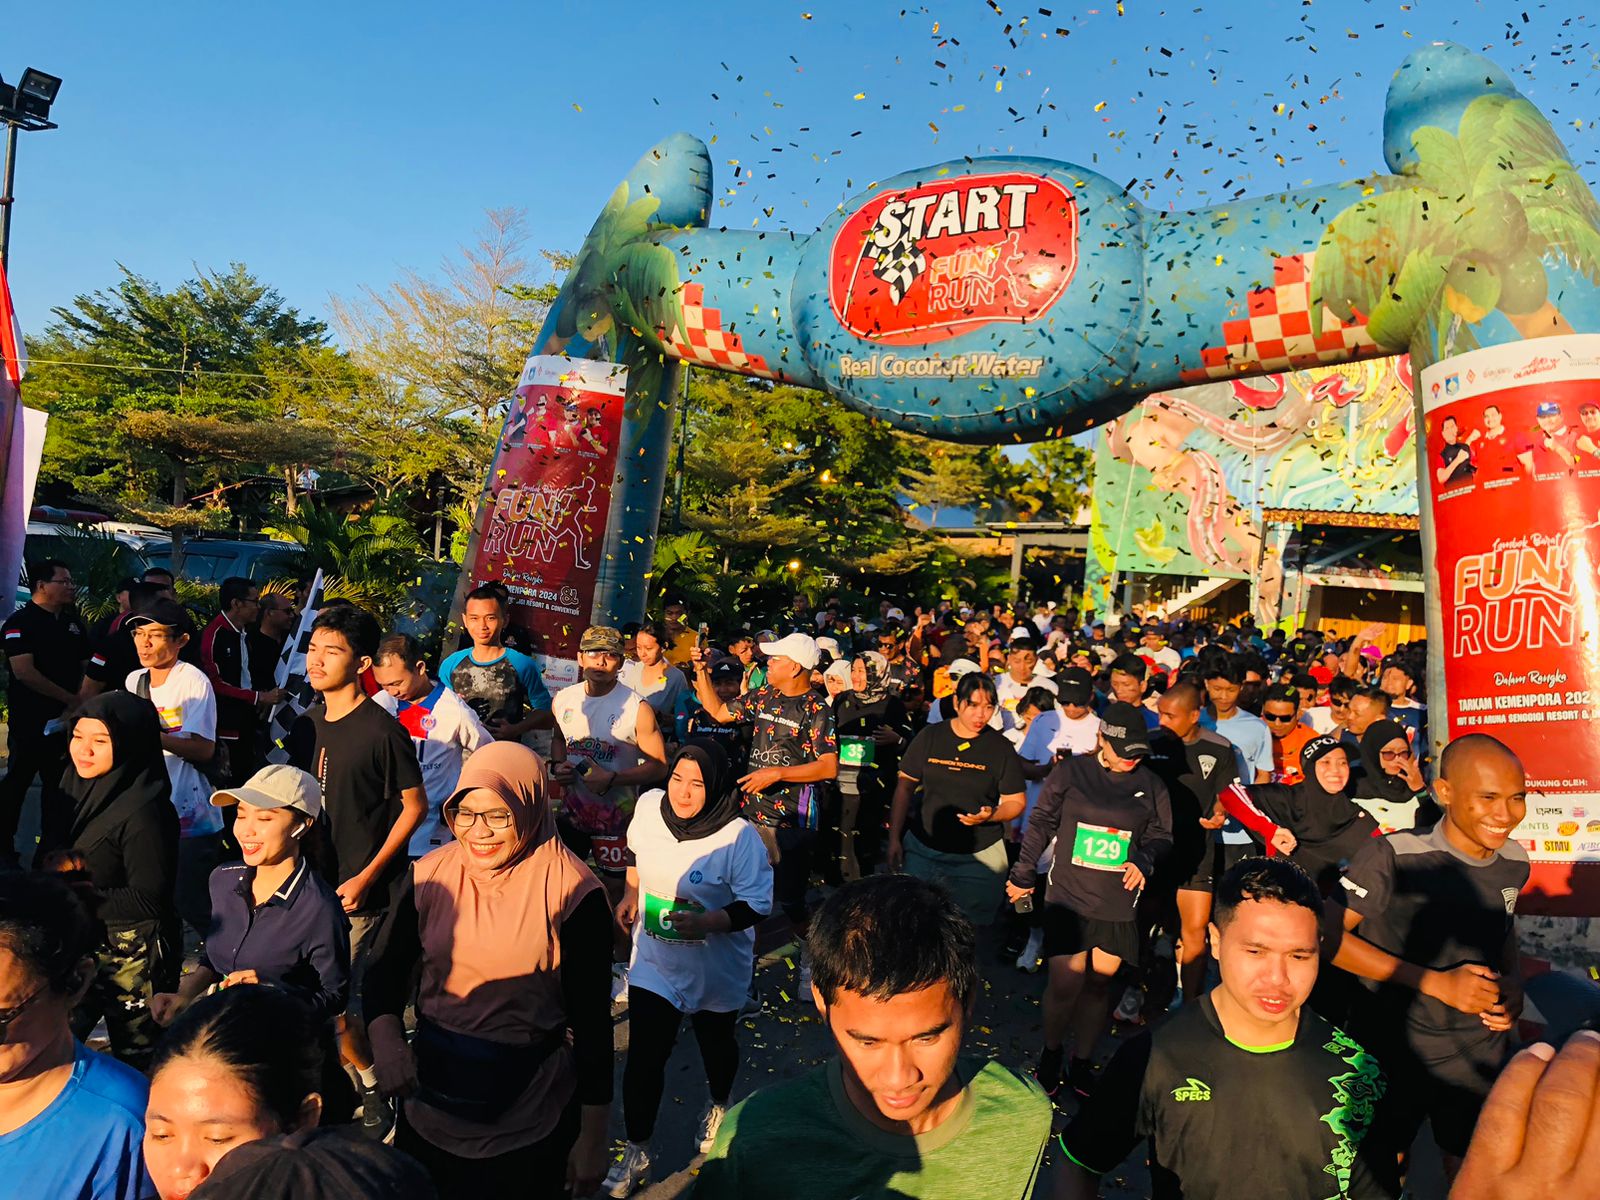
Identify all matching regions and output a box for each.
[212,764,322,819]
[947,657,983,680]
[815,635,844,660]
[759,632,821,670]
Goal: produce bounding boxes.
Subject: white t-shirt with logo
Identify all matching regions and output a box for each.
[625,795,773,1013]
[553,680,648,837]
[375,683,491,857]
[1015,709,1103,833]
[129,662,222,839]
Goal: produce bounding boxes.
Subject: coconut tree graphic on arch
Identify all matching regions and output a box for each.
[1310,93,1600,364]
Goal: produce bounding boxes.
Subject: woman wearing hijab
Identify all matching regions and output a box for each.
[363,742,613,1200]
[1352,718,1437,833]
[832,652,911,881]
[1221,735,1380,894]
[61,690,180,1072]
[603,739,773,1198]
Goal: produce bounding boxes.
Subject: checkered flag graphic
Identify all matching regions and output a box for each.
[867,229,927,304]
[264,570,326,764]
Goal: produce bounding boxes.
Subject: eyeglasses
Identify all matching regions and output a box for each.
[0,986,47,1044]
[1263,711,1298,723]
[1379,748,1412,763]
[445,807,515,831]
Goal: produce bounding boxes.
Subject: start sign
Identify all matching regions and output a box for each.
[827,172,1079,346]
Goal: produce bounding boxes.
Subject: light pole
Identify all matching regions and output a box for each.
[0,68,63,270]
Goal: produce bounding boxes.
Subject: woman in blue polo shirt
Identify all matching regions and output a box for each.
[148,764,352,1121]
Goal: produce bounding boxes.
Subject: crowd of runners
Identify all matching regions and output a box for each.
[2,565,1599,1199]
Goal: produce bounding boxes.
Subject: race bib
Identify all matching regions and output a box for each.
[643,891,706,943]
[1071,822,1131,871]
[591,834,630,873]
[839,737,876,768]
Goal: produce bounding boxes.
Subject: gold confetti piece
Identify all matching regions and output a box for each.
[1094,100,1107,112]
[853,92,866,100]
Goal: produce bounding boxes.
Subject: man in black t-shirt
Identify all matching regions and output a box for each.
[1057,857,1393,1199]
[285,604,425,1138]
[891,671,1026,928]
[1333,733,1529,1183]
[1,559,89,865]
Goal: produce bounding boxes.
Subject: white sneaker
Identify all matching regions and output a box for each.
[603,1142,650,1198]
[695,1102,728,1154]
[1014,927,1044,973]
[611,963,630,1005]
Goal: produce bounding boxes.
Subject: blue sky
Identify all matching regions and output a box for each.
[6,0,1598,339]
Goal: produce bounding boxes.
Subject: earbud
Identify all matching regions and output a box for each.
[290,824,308,840]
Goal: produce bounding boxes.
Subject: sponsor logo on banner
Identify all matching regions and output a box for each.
[828,172,1079,346]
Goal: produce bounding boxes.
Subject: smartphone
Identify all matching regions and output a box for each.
[1013,893,1035,915]
[697,622,710,649]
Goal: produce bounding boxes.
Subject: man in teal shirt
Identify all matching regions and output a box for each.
[693,875,1051,1199]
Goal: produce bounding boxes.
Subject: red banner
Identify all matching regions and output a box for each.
[465,356,628,688]
[1421,336,1600,904]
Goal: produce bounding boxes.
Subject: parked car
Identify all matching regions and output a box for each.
[142,535,306,588]
[16,522,167,613]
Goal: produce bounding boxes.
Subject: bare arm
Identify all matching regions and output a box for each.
[161,733,216,764]
[340,786,428,911]
[688,651,736,724]
[600,701,669,791]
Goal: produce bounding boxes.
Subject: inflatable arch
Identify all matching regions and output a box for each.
[461,40,1600,913]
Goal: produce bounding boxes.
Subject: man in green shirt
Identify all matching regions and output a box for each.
[693,874,1052,1199]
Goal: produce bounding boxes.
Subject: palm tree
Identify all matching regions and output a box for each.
[264,501,428,623]
[1311,93,1600,360]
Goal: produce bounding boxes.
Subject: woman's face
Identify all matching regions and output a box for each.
[144,1057,291,1200]
[448,787,520,870]
[0,946,76,1087]
[69,718,115,780]
[1313,751,1350,793]
[851,659,868,691]
[232,802,303,869]
[668,757,706,820]
[952,688,996,731]
[824,672,848,699]
[1378,736,1412,777]
[635,630,663,666]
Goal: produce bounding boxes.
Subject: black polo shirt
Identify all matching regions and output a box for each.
[2,601,89,730]
[201,857,351,1023]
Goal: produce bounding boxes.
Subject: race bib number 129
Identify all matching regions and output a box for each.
[1070,822,1131,871]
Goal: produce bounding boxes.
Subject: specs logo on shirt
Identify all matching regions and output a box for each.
[1171,1078,1212,1102]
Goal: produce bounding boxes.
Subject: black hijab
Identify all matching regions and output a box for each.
[63,691,173,846]
[661,738,741,842]
[1357,718,1418,803]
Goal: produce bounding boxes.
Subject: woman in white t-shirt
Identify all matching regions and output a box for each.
[604,740,773,1197]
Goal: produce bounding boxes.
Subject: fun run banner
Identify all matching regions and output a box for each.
[1420,335,1600,869]
[462,356,628,689]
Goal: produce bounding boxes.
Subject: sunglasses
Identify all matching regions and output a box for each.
[0,985,47,1044]
[1263,711,1299,723]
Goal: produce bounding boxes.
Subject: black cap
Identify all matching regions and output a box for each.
[189,1129,436,1200]
[709,659,742,682]
[1057,666,1094,706]
[124,597,194,637]
[1099,701,1152,759]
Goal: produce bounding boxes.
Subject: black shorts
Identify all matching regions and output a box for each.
[1177,841,1252,894]
[1041,905,1141,964]
[1364,1034,1503,1159]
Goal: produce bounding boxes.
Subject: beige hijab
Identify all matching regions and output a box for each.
[408,741,601,1152]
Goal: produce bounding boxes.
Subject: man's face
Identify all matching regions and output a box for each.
[1007,648,1036,678]
[372,657,429,702]
[34,565,75,608]
[712,674,741,704]
[228,586,261,623]
[1109,670,1144,705]
[1211,899,1320,1029]
[1484,405,1503,432]
[1379,666,1414,702]
[1328,690,1351,727]
[1538,411,1563,434]
[1205,676,1241,713]
[578,649,623,688]
[1142,632,1162,651]
[1580,408,1600,434]
[1296,685,1316,712]
[1437,748,1528,855]
[877,635,899,659]
[1262,700,1299,741]
[305,628,365,693]
[818,980,966,1129]
[1089,627,1105,642]
[1156,691,1201,740]
[463,598,506,648]
[664,603,687,628]
[729,638,755,664]
[1346,694,1385,736]
[765,654,805,688]
[132,623,185,670]
[259,596,296,636]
